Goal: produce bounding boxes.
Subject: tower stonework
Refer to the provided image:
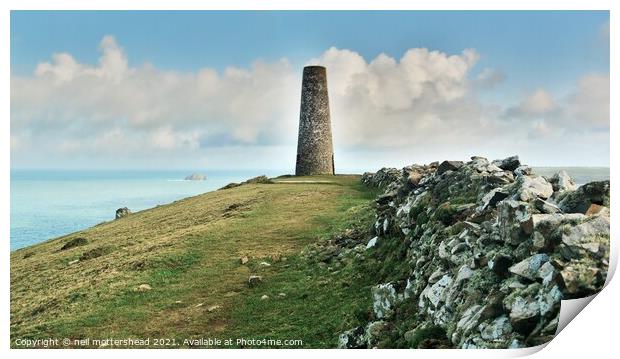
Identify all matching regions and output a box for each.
[295,66,335,176]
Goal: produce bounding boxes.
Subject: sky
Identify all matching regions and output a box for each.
[10,11,610,171]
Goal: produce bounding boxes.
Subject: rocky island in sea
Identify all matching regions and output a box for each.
[184,173,207,181]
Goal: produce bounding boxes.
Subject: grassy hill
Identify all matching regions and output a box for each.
[10,175,378,348]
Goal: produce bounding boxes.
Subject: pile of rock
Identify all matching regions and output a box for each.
[301,227,369,270]
[219,175,274,190]
[361,168,402,191]
[340,155,610,349]
[115,207,131,219]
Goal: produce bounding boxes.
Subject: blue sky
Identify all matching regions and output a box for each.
[11,11,609,92]
[10,11,610,170]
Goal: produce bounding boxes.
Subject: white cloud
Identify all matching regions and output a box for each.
[600,21,610,43]
[566,73,609,129]
[309,47,494,148]
[13,38,490,161]
[11,36,300,162]
[503,73,609,136]
[528,120,553,139]
[524,89,556,114]
[506,89,556,118]
[307,47,366,97]
[33,36,130,83]
[474,68,506,89]
[318,47,479,104]
[10,36,610,169]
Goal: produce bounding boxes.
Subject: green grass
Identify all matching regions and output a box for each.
[225,255,376,348]
[10,175,378,348]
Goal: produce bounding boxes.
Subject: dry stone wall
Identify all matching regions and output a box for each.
[339,155,610,348]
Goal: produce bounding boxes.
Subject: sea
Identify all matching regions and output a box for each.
[10,169,283,250]
[9,167,609,251]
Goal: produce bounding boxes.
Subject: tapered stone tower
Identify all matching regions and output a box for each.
[295,66,335,176]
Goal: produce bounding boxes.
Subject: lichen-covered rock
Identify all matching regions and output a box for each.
[508,296,541,334]
[514,165,532,177]
[420,275,453,309]
[407,169,424,187]
[340,156,609,349]
[479,315,512,341]
[497,200,530,245]
[372,283,398,319]
[365,236,379,249]
[514,175,553,202]
[338,326,366,348]
[361,168,402,191]
[549,170,577,193]
[492,155,521,171]
[364,321,390,347]
[557,180,610,213]
[437,160,464,175]
[478,188,509,211]
[453,305,483,344]
[558,262,605,298]
[509,254,550,281]
[339,321,392,348]
[559,214,610,261]
[519,213,585,236]
[533,198,561,214]
[115,207,131,219]
[489,253,513,276]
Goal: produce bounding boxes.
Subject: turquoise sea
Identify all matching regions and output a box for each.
[9,167,609,250]
[10,169,282,250]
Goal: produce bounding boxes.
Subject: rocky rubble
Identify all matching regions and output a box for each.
[341,156,610,348]
[115,207,131,219]
[301,227,370,271]
[219,175,274,190]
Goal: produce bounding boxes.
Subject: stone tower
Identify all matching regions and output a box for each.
[295,66,335,176]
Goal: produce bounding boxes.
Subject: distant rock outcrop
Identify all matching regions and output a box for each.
[219,175,273,190]
[115,207,131,219]
[319,155,608,349]
[185,173,207,181]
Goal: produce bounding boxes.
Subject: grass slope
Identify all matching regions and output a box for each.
[10,175,377,348]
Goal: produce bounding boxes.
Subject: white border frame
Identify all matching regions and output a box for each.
[2,1,616,358]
